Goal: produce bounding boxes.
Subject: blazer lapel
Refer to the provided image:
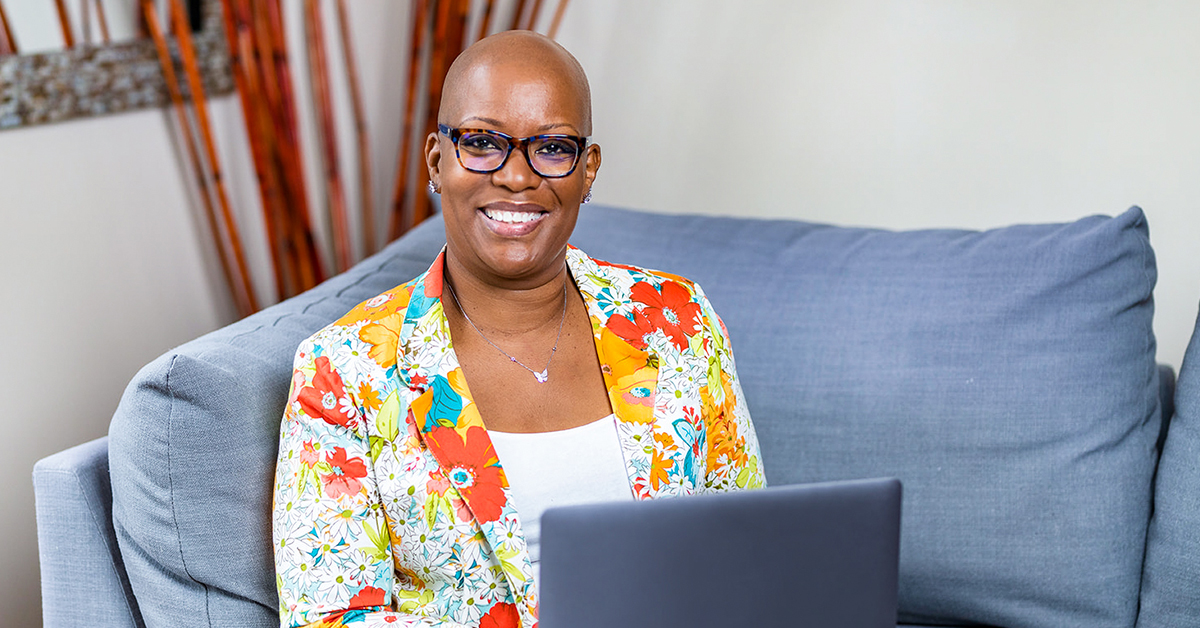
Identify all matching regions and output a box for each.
[397,250,538,624]
[568,248,662,500]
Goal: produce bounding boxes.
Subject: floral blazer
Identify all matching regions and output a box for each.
[273,246,766,628]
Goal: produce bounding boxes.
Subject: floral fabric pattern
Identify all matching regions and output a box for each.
[274,246,766,628]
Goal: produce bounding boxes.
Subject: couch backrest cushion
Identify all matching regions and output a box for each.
[108,218,448,627]
[566,205,1161,628]
[1137,304,1200,627]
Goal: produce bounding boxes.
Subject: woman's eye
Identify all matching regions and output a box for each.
[535,140,578,158]
[462,135,503,152]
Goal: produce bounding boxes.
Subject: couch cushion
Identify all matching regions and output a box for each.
[1137,304,1200,627]
[566,205,1161,628]
[108,218,447,627]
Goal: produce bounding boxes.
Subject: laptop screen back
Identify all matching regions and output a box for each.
[538,477,901,628]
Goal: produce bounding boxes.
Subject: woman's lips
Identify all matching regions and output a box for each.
[478,206,547,237]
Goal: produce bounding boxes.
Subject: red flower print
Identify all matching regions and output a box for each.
[299,440,322,466]
[298,356,360,430]
[321,447,368,500]
[630,280,702,351]
[479,602,520,628]
[606,308,658,350]
[347,585,386,608]
[424,426,507,523]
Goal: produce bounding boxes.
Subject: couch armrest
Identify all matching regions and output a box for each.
[34,436,144,628]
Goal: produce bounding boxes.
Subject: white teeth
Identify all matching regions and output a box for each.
[484,209,542,224]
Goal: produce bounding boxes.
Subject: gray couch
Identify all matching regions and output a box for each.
[34,205,1200,627]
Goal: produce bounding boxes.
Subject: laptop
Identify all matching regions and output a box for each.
[538,477,902,628]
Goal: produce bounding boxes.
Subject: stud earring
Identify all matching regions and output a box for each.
[582,189,592,204]
[428,180,439,195]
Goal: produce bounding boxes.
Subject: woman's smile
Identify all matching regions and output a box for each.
[479,201,549,237]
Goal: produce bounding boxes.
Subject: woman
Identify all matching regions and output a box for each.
[273,31,764,628]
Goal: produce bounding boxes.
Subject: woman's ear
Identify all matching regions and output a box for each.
[425,132,443,189]
[583,142,602,189]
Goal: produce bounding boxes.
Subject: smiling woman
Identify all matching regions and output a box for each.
[271,30,766,628]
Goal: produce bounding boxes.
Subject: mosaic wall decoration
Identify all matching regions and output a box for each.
[0,0,232,131]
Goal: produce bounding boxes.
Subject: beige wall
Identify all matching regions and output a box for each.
[2,1,1197,622]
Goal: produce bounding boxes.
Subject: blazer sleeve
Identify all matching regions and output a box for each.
[273,330,469,628]
[694,285,767,493]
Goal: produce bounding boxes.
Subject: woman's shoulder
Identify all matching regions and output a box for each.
[296,273,428,358]
[568,246,709,301]
[569,247,731,351]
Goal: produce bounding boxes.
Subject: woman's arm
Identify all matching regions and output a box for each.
[694,287,767,493]
[273,329,469,628]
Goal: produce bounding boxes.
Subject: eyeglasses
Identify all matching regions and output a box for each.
[438,124,588,178]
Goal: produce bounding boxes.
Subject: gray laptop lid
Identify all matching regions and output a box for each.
[538,477,902,628]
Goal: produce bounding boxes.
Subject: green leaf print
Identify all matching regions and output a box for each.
[494,544,525,585]
[362,520,391,562]
[377,390,401,441]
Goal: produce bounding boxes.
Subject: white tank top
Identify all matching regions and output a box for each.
[488,414,633,586]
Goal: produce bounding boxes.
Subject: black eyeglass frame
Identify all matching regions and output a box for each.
[438,124,590,178]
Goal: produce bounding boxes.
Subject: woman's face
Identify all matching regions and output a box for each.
[427,59,601,287]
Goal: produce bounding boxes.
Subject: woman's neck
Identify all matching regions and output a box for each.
[442,251,572,336]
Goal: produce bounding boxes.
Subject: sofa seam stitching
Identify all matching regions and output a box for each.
[165,354,214,625]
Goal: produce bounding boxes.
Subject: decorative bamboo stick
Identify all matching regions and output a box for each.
[411,0,470,227]
[547,0,569,39]
[141,0,245,317]
[54,0,75,48]
[335,0,375,256]
[0,0,17,55]
[508,0,527,31]
[387,0,429,241]
[82,0,91,45]
[226,0,289,299]
[169,0,259,314]
[305,0,352,273]
[93,0,110,43]
[475,0,495,42]
[263,0,325,289]
[523,0,544,31]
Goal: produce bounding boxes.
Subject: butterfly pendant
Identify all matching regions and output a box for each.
[534,369,549,383]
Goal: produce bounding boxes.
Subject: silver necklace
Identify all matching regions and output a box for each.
[446,279,567,384]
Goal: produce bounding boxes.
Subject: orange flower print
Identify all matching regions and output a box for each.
[629,280,702,352]
[357,382,382,411]
[599,328,657,424]
[424,426,507,523]
[650,448,674,491]
[321,447,368,500]
[360,312,403,369]
[613,368,657,424]
[479,602,520,628]
[298,356,360,430]
[347,585,386,608]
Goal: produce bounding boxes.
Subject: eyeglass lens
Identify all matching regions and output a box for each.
[457,131,581,177]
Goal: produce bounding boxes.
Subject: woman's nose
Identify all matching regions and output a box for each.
[491,147,540,191]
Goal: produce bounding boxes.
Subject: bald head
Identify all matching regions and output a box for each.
[440,31,593,135]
